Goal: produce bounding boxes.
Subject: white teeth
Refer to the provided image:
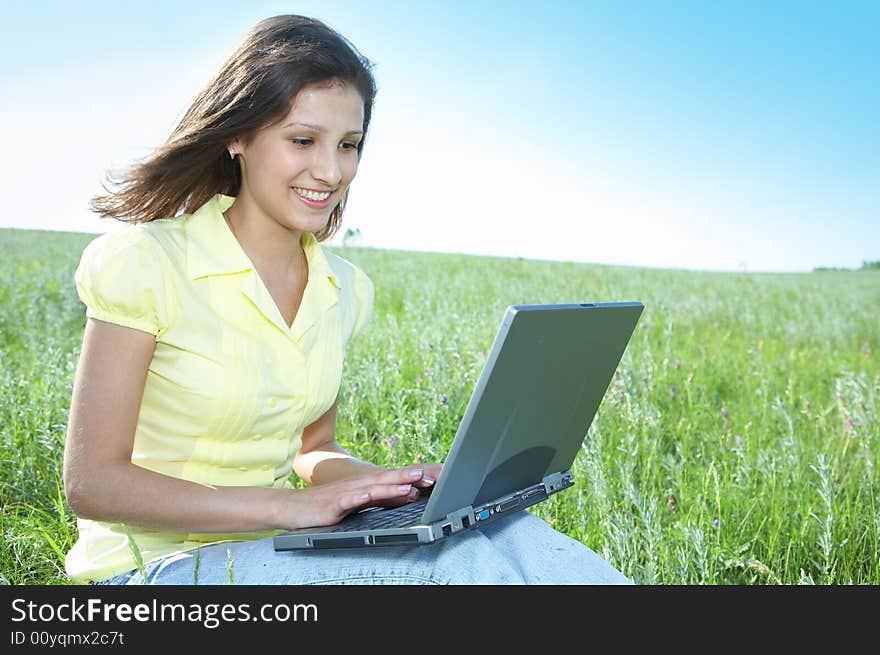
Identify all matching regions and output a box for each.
[292,187,331,201]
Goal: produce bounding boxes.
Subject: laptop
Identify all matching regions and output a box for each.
[273,301,644,551]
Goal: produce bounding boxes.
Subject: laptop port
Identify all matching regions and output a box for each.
[497,497,521,512]
[461,515,471,529]
[441,523,453,536]
[523,488,546,501]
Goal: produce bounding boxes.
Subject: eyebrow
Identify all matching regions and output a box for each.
[281,121,363,136]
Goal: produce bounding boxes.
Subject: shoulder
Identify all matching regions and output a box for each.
[321,248,375,340]
[322,248,370,285]
[79,218,186,277]
[322,249,374,301]
[80,217,186,290]
[74,220,185,338]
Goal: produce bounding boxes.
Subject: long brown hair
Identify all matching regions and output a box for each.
[89,15,377,242]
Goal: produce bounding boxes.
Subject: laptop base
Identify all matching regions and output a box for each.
[272,471,573,551]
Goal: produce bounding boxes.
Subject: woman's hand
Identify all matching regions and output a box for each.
[371,462,443,509]
[273,463,444,531]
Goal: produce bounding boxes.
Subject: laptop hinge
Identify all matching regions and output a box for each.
[543,470,574,494]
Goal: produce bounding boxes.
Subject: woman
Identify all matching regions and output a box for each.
[63,14,631,585]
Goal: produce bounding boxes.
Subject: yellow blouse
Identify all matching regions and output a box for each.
[64,193,374,584]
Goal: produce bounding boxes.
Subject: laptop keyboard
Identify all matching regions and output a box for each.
[321,499,429,533]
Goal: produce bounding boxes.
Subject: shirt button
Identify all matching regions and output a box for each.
[238,466,248,472]
[275,431,285,439]
[268,398,277,408]
[261,464,270,471]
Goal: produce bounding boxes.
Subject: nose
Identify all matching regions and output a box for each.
[310,144,343,188]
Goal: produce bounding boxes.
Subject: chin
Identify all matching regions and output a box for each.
[292,215,331,234]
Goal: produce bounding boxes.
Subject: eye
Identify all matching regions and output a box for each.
[341,142,360,151]
[290,138,312,147]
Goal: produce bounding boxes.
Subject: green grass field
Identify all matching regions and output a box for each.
[1,227,877,584]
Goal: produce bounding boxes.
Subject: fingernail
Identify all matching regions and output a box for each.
[409,469,424,479]
[422,476,435,485]
[408,488,419,500]
[397,484,412,493]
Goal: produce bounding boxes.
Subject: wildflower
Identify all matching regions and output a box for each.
[666,496,678,513]
[861,343,872,358]
[712,519,722,528]
[734,434,742,447]
[350,380,360,392]
[669,384,679,397]
[439,394,448,405]
[381,433,400,448]
[674,358,681,368]
[844,419,854,431]
[722,407,729,421]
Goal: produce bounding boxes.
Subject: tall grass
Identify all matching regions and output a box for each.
[1,227,877,584]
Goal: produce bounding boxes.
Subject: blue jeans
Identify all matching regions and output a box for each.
[92,511,632,585]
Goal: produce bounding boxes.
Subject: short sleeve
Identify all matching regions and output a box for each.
[350,265,375,340]
[74,227,174,337]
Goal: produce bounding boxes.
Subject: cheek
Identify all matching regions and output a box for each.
[253,150,296,187]
[281,148,311,173]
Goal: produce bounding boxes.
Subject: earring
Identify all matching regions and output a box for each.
[228,149,236,159]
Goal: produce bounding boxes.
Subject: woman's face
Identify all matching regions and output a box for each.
[232,80,365,234]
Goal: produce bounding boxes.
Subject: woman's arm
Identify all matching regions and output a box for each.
[63,318,288,533]
[293,396,441,497]
[293,396,383,485]
[63,318,426,534]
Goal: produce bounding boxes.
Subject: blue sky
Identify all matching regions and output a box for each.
[1,0,877,271]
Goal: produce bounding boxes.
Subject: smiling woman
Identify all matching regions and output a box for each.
[63,13,633,587]
[223,80,364,287]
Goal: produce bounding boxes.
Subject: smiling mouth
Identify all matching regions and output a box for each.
[291,186,332,202]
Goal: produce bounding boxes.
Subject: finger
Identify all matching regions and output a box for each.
[426,463,444,478]
[367,466,425,486]
[374,487,421,509]
[342,479,415,508]
[339,490,373,513]
[412,463,442,488]
[412,475,434,488]
[367,483,419,503]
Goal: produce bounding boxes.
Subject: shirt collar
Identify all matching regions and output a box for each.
[185,194,338,285]
[184,193,340,341]
[185,193,251,280]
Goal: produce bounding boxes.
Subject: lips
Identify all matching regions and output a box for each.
[291,186,332,201]
[291,186,332,208]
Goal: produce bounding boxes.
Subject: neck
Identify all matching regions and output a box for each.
[223,206,306,282]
